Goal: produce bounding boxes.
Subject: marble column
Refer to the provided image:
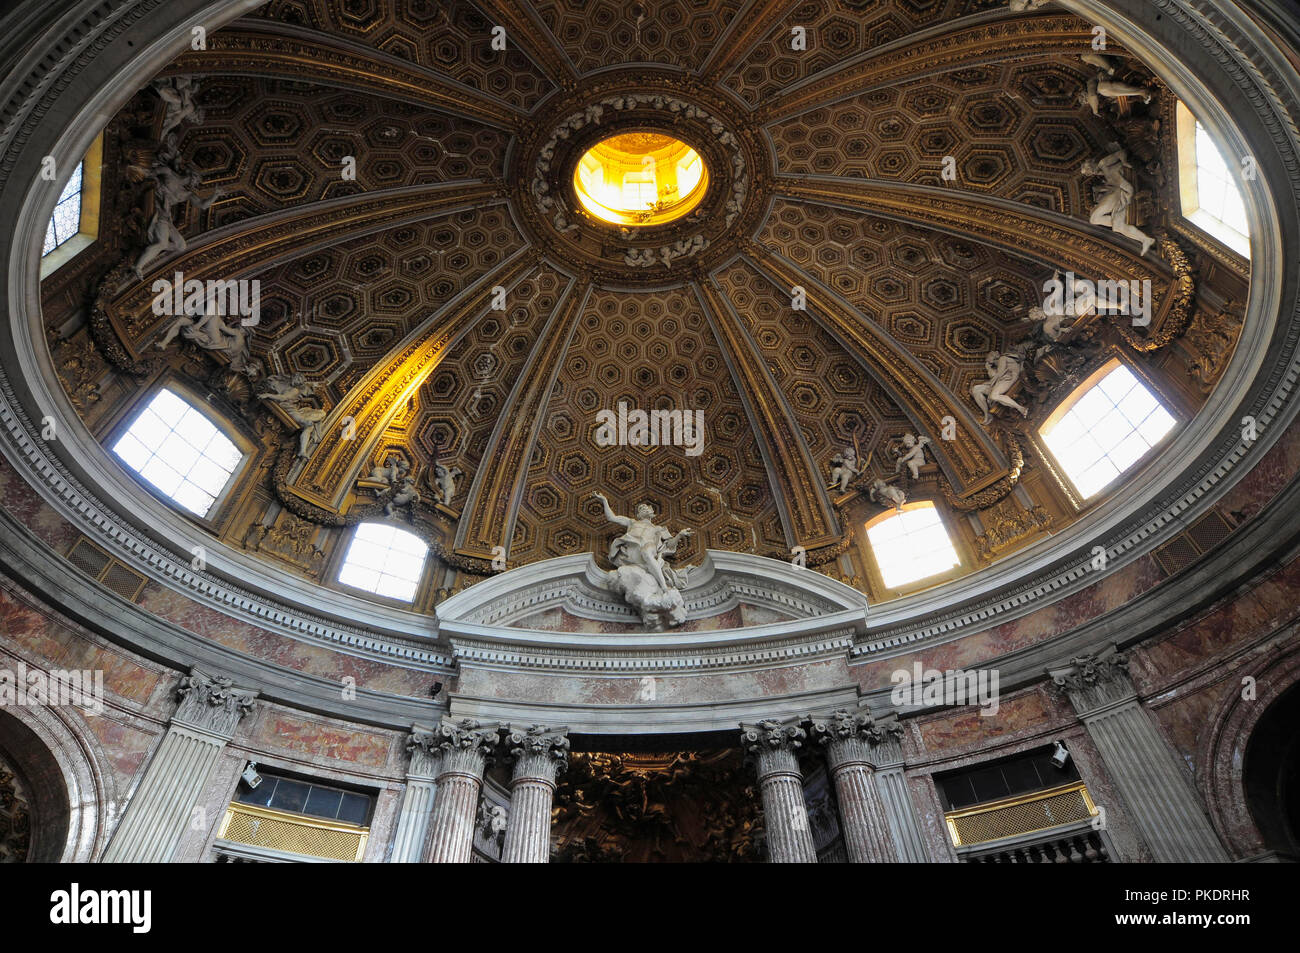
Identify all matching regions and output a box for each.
[426,717,499,863]
[103,668,257,862]
[740,718,817,863]
[389,728,441,863]
[807,709,902,863]
[501,725,570,863]
[1048,645,1228,862]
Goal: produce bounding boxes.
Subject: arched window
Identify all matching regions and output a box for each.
[865,501,961,589]
[338,522,428,603]
[1039,360,1176,500]
[1176,102,1249,256]
[111,387,244,517]
[40,134,103,276]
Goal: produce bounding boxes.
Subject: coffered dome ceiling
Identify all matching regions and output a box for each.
[36,0,1258,616]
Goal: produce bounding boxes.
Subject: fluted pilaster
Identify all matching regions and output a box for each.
[807,709,902,863]
[1049,646,1228,862]
[741,718,817,863]
[427,718,499,863]
[390,728,441,863]
[103,668,256,862]
[501,725,569,863]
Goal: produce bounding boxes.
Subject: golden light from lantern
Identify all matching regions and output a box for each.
[572,132,708,227]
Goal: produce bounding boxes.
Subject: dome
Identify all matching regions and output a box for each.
[2,0,1300,869]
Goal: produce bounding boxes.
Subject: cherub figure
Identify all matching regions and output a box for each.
[828,446,863,493]
[894,434,932,481]
[384,477,421,516]
[433,462,463,505]
[368,455,408,485]
[868,479,907,513]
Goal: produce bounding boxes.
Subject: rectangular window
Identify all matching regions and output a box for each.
[1039,362,1175,500]
[337,522,428,602]
[112,388,244,517]
[235,772,374,826]
[1176,102,1250,256]
[865,502,961,589]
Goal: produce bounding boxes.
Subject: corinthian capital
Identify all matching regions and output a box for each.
[173,668,257,738]
[807,709,902,747]
[406,727,442,779]
[505,725,570,768]
[432,717,500,779]
[1048,644,1134,714]
[740,718,806,757]
[436,717,500,756]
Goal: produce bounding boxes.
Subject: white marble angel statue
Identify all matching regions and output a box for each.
[132,155,223,277]
[154,76,204,138]
[286,404,328,458]
[1080,147,1155,256]
[1078,73,1153,117]
[972,349,1030,424]
[894,434,932,481]
[155,298,250,371]
[593,492,694,629]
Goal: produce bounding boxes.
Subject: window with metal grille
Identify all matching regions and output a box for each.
[936,745,1081,811]
[40,134,103,276]
[43,161,84,255]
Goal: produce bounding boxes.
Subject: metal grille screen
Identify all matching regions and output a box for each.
[67,537,111,577]
[100,561,147,601]
[947,785,1092,846]
[218,805,366,861]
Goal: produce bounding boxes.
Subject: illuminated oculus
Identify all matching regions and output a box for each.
[573,132,708,227]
